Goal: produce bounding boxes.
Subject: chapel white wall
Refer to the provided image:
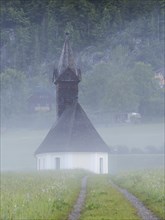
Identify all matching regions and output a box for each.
[36,152,108,174]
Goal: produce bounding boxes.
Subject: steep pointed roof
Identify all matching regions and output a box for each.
[35,103,109,154]
[58,33,78,75]
[53,33,81,83]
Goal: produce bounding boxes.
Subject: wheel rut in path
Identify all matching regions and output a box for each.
[110,180,160,220]
[68,176,87,220]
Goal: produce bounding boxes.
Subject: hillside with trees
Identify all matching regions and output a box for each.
[0,0,164,126]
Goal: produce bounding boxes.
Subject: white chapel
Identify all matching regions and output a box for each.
[35,33,110,174]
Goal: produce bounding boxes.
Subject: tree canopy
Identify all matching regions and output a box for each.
[0,0,164,123]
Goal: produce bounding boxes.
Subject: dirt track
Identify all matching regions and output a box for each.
[110,180,160,220]
[68,176,87,220]
[68,176,160,220]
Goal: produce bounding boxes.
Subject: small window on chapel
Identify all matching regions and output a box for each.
[99,158,103,174]
[55,157,60,170]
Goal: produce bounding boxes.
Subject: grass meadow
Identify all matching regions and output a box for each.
[1,171,84,220]
[1,170,164,220]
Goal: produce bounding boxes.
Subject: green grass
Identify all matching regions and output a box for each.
[80,175,141,220]
[1,170,164,220]
[0,170,85,220]
[112,168,165,220]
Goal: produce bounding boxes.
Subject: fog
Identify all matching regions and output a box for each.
[1,120,164,173]
[1,0,164,174]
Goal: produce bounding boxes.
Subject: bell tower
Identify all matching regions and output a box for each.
[53,33,81,118]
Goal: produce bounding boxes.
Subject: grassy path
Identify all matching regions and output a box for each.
[68,174,161,220]
[110,180,159,220]
[68,176,87,220]
[111,169,165,220]
[80,175,141,220]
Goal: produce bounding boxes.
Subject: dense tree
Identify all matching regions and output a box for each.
[0,0,164,123]
[0,68,28,120]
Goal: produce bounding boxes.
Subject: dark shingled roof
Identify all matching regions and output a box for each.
[53,34,81,84]
[35,103,110,154]
[58,34,78,77]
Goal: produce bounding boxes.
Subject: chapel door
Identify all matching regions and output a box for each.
[99,158,103,174]
[55,157,60,170]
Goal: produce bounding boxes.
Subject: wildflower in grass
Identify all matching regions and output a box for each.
[1,170,84,220]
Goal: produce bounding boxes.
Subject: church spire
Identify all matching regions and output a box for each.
[58,32,78,76]
[54,33,81,118]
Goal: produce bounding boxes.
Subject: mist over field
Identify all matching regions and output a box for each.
[1,2,165,220]
[0,0,164,173]
[1,121,164,173]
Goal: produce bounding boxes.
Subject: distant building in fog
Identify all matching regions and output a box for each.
[27,87,53,113]
[154,68,165,88]
[35,33,109,174]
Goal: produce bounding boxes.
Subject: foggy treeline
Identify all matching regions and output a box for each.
[0,0,164,127]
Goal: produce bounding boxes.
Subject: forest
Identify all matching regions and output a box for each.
[0,0,164,126]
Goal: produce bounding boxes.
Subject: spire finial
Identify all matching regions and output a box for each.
[65,32,70,39]
[57,32,81,81]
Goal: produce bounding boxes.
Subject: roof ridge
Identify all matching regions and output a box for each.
[75,103,109,147]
